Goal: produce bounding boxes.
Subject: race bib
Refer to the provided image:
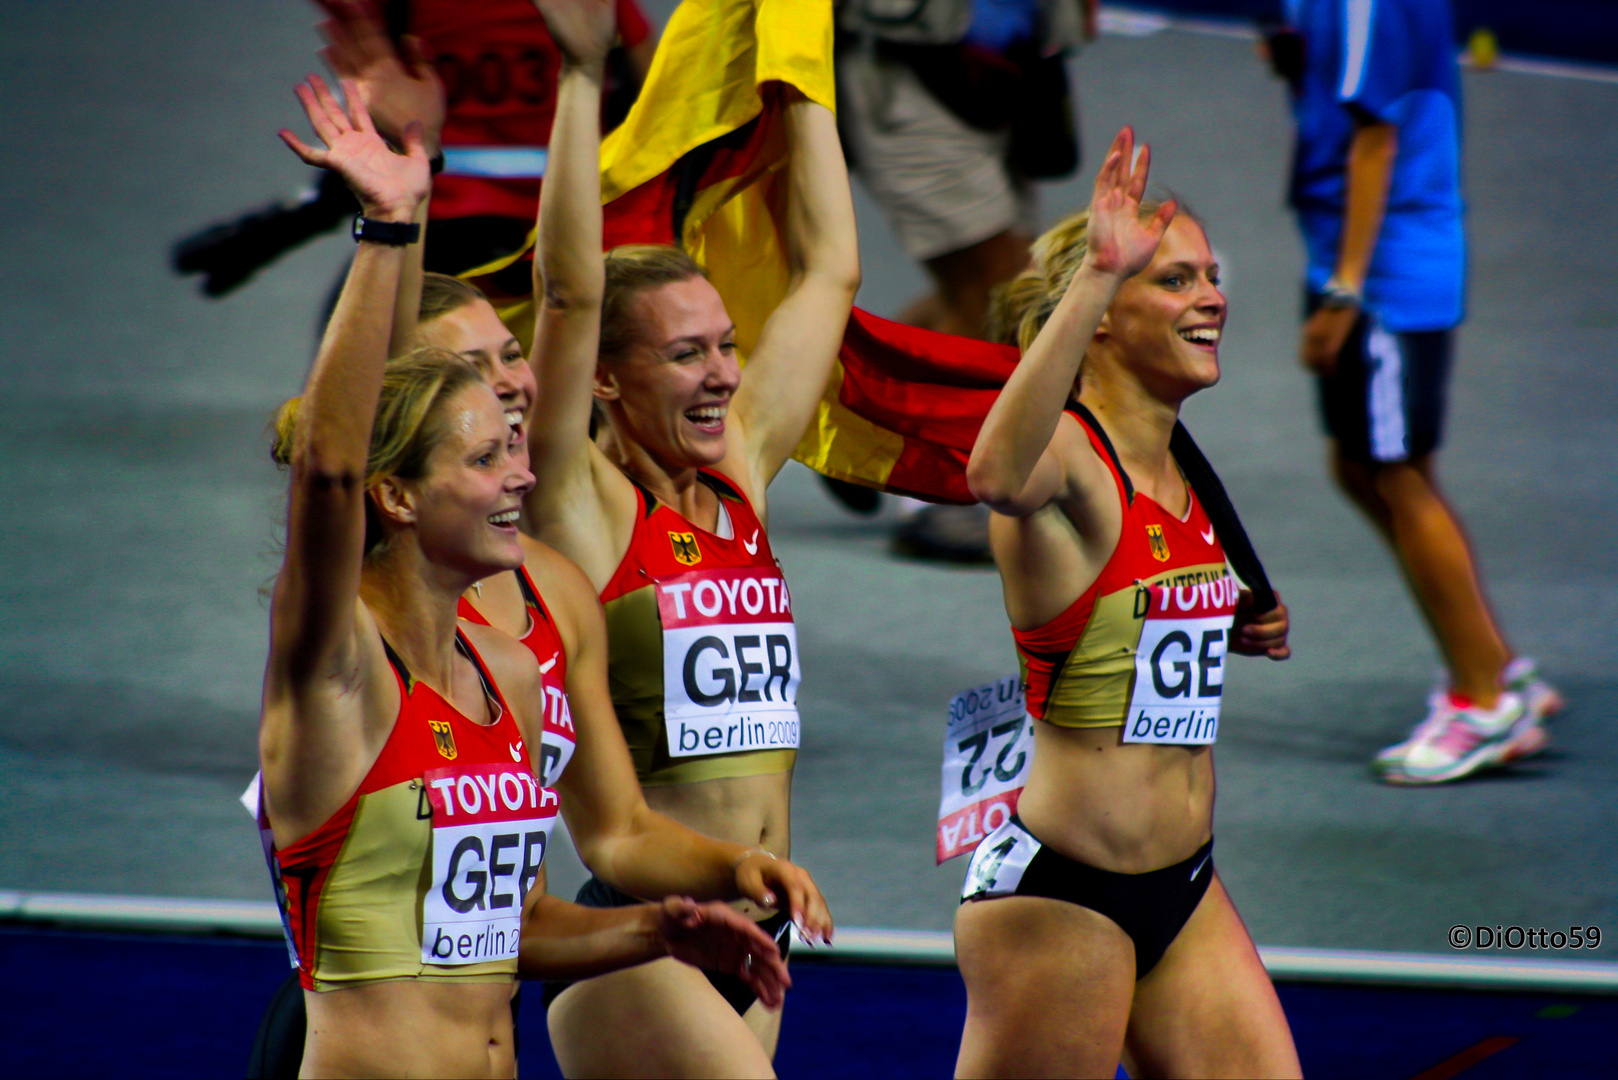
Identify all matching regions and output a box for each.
[421,764,558,966]
[1122,576,1236,745]
[656,568,801,758]
[937,677,1033,864]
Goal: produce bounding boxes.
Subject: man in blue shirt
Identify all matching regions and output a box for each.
[1277,0,1561,783]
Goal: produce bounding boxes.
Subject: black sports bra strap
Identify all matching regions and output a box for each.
[455,630,505,717]
[1168,422,1278,615]
[380,636,413,689]
[697,469,742,501]
[618,471,659,519]
[1067,401,1135,505]
[513,565,550,624]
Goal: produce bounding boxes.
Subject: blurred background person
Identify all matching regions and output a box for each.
[1269,0,1562,785]
[829,0,1094,562]
[171,0,654,300]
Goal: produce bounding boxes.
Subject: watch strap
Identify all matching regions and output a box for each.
[352,215,422,246]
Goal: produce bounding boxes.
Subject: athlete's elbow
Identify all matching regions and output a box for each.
[965,453,1015,508]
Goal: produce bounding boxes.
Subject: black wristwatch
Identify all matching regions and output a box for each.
[352,215,422,246]
[1318,277,1363,310]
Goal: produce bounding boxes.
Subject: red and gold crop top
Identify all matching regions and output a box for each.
[1014,408,1237,745]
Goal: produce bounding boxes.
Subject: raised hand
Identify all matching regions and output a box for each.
[279,75,431,222]
[657,897,794,1009]
[1082,127,1178,280]
[532,0,618,68]
[733,850,834,946]
[318,0,445,157]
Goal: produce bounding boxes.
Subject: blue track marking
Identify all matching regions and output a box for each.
[4,928,1614,1079]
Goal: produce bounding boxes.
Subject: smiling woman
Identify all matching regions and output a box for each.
[505,0,859,1072]
[251,60,812,1079]
[956,127,1301,1078]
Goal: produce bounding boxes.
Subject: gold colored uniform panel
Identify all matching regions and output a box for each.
[603,586,798,786]
[310,782,516,990]
[1038,561,1231,730]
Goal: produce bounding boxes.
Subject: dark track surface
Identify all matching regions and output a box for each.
[0,1,1614,959]
[3,927,1614,1079]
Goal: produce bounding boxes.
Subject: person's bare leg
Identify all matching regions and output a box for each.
[955,896,1135,1078]
[900,228,1033,339]
[547,958,775,1078]
[1360,452,1511,705]
[742,994,784,1059]
[1125,876,1300,1079]
[1329,449,1394,540]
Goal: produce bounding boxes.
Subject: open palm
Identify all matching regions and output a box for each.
[1084,127,1177,280]
[278,75,431,220]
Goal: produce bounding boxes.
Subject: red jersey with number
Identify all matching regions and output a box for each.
[458,564,575,787]
[409,0,652,221]
[599,470,800,786]
[1013,409,1237,744]
[273,632,557,991]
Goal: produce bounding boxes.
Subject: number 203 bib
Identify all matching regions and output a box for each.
[1123,575,1237,745]
[655,568,801,758]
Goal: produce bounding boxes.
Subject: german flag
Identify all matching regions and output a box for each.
[464,0,1276,607]
[462,0,1012,505]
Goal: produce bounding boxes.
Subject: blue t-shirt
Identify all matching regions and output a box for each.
[1288,0,1466,331]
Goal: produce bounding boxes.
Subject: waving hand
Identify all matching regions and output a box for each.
[279,75,431,221]
[1082,127,1177,280]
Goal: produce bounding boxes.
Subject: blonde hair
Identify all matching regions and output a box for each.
[271,347,484,555]
[988,202,1174,353]
[599,244,706,359]
[418,272,488,324]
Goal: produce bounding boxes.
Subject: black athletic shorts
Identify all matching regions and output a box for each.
[1310,294,1453,464]
[540,876,792,1015]
[960,814,1214,978]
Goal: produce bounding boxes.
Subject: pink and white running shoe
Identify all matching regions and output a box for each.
[1385,691,1543,785]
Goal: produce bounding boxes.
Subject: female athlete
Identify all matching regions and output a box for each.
[502,0,859,1073]
[958,128,1301,1078]
[260,74,809,1078]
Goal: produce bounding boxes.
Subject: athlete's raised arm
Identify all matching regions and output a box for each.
[728,91,862,498]
[316,0,446,357]
[537,549,832,940]
[262,77,431,819]
[967,128,1175,518]
[523,0,616,552]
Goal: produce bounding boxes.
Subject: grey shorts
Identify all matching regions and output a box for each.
[837,44,1037,261]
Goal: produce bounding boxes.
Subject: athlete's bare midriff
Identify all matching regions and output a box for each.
[1014,720,1215,875]
[643,771,793,920]
[301,978,515,1078]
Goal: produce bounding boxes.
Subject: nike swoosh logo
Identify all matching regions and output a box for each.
[538,652,558,674]
[509,741,525,762]
[1189,852,1212,881]
[743,529,759,555]
[1200,525,1216,546]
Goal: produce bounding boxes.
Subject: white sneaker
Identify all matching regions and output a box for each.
[1503,657,1565,729]
[1387,691,1545,785]
[1373,695,1453,776]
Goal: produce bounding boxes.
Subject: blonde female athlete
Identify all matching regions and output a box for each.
[502,0,858,1073]
[959,129,1300,1079]
[260,74,807,1078]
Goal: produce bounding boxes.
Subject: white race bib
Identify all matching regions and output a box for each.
[937,677,1033,863]
[1122,576,1236,745]
[421,763,558,966]
[656,568,801,758]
